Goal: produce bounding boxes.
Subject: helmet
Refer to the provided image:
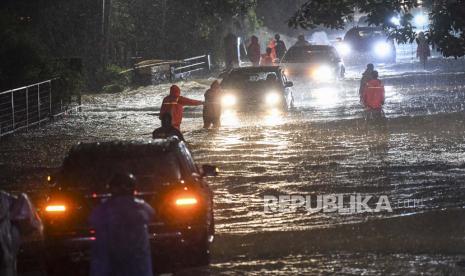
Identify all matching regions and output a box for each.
[109,172,136,196]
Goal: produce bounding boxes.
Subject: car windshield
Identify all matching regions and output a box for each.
[359,29,385,38]
[59,150,182,191]
[282,47,337,63]
[222,71,280,90]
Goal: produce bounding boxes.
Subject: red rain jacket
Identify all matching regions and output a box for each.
[159,85,202,130]
[260,54,273,66]
[362,79,385,110]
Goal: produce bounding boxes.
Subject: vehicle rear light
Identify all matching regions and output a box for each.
[175,197,198,206]
[45,205,66,212]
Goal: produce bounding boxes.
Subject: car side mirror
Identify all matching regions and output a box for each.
[285,81,294,88]
[201,165,219,177]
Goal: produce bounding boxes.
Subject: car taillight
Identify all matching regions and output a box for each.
[175,197,198,206]
[45,204,66,213]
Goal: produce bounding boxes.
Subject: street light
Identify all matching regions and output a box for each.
[414,14,428,27]
[390,16,401,26]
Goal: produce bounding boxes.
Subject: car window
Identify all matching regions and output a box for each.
[178,142,198,174]
[359,29,384,37]
[222,71,280,89]
[282,47,335,63]
[60,151,182,191]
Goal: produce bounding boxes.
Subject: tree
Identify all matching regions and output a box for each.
[288,0,465,58]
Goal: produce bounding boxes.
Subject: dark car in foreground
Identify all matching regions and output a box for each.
[39,138,217,275]
[280,45,345,82]
[220,66,295,111]
[337,26,396,64]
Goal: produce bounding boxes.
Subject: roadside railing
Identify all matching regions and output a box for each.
[128,54,212,85]
[0,79,79,137]
[170,54,211,81]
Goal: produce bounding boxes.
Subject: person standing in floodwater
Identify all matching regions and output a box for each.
[359,63,375,101]
[224,32,239,70]
[247,36,261,67]
[203,80,222,129]
[362,70,385,119]
[260,47,274,66]
[416,32,430,69]
[89,173,155,276]
[159,85,203,130]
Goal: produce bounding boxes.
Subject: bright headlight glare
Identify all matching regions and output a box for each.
[265,92,281,106]
[312,65,333,81]
[221,94,237,107]
[374,42,391,57]
[336,43,351,56]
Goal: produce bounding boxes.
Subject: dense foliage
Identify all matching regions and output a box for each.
[289,0,465,58]
[1,0,464,92]
[0,0,259,91]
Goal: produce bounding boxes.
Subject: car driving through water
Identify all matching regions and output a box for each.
[39,138,217,275]
[220,66,295,112]
[280,45,345,82]
[336,26,396,64]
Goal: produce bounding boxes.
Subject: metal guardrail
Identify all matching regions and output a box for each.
[0,79,79,138]
[170,54,211,81]
[130,54,212,85]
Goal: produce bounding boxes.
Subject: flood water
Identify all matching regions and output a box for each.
[2,57,465,275]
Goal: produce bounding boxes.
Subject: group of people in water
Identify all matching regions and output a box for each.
[246,34,288,66]
[153,61,386,141]
[152,80,223,140]
[224,32,313,68]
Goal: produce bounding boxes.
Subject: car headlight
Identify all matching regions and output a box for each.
[221,94,237,107]
[311,65,333,81]
[374,42,391,57]
[336,43,351,56]
[265,92,281,106]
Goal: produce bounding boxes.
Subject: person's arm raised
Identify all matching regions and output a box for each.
[178,96,203,106]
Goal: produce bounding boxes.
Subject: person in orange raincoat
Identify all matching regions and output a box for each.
[159,85,203,130]
[267,38,277,61]
[260,47,274,66]
[362,71,385,118]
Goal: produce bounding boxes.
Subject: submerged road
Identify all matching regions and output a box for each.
[2,57,465,275]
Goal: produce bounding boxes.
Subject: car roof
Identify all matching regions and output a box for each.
[230,66,281,73]
[348,26,384,31]
[288,45,336,51]
[67,137,182,158]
